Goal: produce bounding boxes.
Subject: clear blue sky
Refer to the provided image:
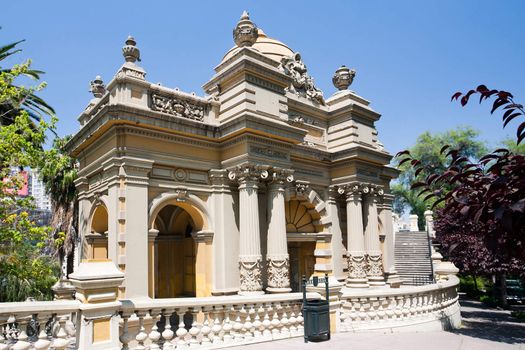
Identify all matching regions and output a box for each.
[2,0,524,154]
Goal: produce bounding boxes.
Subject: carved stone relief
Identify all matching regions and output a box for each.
[151,93,207,121]
[279,52,325,105]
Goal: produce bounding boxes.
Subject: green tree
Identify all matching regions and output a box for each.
[0,41,59,301]
[501,137,525,155]
[40,135,78,278]
[392,127,487,228]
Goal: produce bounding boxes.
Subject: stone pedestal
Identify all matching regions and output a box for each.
[345,189,368,288]
[69,260,124,350]
[52,279,76,300]
[266,180,291,293]
[409,214,419,232]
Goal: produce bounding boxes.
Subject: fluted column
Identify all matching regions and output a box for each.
[380,195,401,287]
[266,170,293,293]
[363,188,385,286]
[232,166,266,295]
[344,186,368,288]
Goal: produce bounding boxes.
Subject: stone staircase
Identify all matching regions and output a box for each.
[394,231,434,285]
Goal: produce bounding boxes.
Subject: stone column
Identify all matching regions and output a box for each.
[209,169,239,295]
[344,186,368,288]
[363,188,385,286]
[380,194,401,287]
[328,187,345,281]
[266,171,292,293]
[148,229,158,298]
[232,166,266,295]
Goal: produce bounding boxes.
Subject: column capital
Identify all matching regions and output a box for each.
[228,163,269,185]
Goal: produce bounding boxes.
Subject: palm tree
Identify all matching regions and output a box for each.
[40,136,78,278]
[0,40,55,125]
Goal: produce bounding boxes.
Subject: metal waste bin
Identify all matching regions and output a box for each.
[302,274,331,343]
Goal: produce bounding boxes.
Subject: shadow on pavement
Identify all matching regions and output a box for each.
[450,297,525,344]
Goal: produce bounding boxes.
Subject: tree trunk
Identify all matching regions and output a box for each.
[494,273,508,308]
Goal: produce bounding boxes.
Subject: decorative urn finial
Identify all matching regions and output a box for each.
[233,10,258,47]
[89,75,106,98]
[332,65,356,91]
[122,35,141,63]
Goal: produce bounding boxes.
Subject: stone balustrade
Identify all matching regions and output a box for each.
[0,300,79,350]
[0,292,319,350]
[339,275,461,332]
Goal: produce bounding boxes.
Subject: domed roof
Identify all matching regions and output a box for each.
[222,28,294,64]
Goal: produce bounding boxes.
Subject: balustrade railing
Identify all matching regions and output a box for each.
[339,276,460,331]
[0,293,319,349]
[120,293,316,349]
[0,300,79,350]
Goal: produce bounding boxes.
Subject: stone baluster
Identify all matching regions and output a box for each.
[251,304,262,340]
[119,312,132,350]
[266,171,292,293]
[232,305,244,342]
[200,307,212,347]
[295,305,304,334]
[222,306,233,344]
[0,320,8,349]
[175,310,188,348]
[188,308,201,348]
[135,312,148,350]
[12,315,31,350]
[242,305,253,342]
[344,186,368,288]
[51,315,69,350]
[280,303,290,337]
[363,188,385,286]
[161,309,175,350]
[232,166,265,295]
[261,304,272,338]
[148,310,162,349]
[210,307,223,345]
[33,313,52,350]
[270,303,281,338]
[288,304,297,336]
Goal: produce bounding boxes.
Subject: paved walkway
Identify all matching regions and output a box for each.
[236,298,525,350]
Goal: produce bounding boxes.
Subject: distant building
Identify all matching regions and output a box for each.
[29,169,52,211]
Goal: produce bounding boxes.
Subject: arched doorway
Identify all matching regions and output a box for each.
[153,205,196,298]
[286,199,317,292]
[86,204,108,259]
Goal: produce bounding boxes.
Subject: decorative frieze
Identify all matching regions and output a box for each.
[151,93,207,121]
[250,146,289,161]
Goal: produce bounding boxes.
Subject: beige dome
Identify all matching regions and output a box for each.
[222,29,294,64]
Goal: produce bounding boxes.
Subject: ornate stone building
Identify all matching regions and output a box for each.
[0,13,461,350]
[67,12,404,299]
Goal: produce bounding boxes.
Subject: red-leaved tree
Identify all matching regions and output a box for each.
[396,85,525,305]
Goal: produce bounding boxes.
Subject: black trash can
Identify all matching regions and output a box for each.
[302,274,331,343]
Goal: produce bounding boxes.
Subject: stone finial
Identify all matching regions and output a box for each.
[89,75,106,98]
[122,35,141,63]
[233,10,258,47]
[332,65,356,91]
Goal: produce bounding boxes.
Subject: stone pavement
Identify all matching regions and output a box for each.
[235,298,525,350]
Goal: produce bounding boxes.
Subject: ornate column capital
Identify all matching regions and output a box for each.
[228,164,269,186]
[268,167,294,186]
